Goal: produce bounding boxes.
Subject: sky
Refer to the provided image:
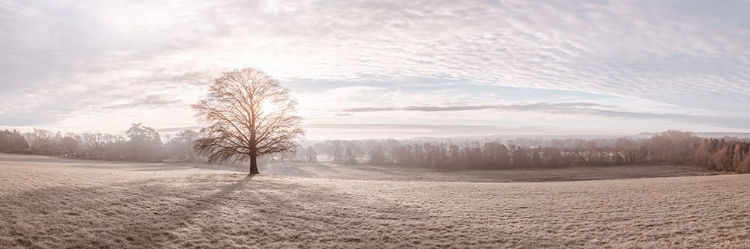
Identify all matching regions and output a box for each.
[1,0,749,140]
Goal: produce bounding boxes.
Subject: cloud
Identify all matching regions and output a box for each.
[103,95,182,110]
[303,123,552,140]
[1,0,749,134]
[342,102,608,113]
[339,102,750,129]
[325,86,388,101]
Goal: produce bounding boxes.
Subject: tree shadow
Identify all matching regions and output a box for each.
[0,173,286,248]
[1,169,433,248]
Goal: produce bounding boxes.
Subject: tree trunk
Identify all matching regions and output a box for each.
[249,155,259,175]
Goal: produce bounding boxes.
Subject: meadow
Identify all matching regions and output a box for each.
[1,153,748,248]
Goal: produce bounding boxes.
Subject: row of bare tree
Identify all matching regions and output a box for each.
[0,123,316,165]
[0,124,200,162]
[695,138,750,173]
[4,125,749,174]
[316,130,738,171]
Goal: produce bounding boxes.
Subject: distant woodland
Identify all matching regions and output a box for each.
[2,127,750,173]
[319,130,750,173]
[0,124,192,163]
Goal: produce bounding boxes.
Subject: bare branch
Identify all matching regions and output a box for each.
[192,68,305,174]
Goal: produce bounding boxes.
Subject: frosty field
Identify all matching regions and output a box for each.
[1,153,749,248]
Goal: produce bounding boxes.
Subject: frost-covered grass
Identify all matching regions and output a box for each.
[1,153,748,248]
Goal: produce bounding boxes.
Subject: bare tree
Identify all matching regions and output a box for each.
[305,146,317,162]
[166,130,199,162]
[193,68,305,174]
[344,141,363,164]
[328,140,344,163]
[368,145,386,164]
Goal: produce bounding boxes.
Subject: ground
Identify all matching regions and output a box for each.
[1,153,749,248]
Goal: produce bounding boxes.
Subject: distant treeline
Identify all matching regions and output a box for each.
[0,124,197,162]
[2,127,749,173]
[0,129,29,153]
[0,123,317,164]
[314,130,750,173]
[695,138,750,173]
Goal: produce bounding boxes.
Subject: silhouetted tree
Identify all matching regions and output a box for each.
[193,68,304,174]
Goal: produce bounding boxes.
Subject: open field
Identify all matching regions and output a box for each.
[1,153,749,248]
[258,160,722,182]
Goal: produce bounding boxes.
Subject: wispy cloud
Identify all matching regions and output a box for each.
[341,102,609,113]
[103,95,182,110]
[338,102,750,129]
[304,123,554,140]
[1,0,748,135]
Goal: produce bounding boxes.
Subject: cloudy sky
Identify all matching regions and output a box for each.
[1,0,749,140]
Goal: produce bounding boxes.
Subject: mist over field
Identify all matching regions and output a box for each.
[3,0,750,248]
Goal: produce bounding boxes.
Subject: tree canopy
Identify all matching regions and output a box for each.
[193,68,304,174]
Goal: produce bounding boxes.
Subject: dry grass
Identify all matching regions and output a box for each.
[1,153,749,248]
[256,160,720,182]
